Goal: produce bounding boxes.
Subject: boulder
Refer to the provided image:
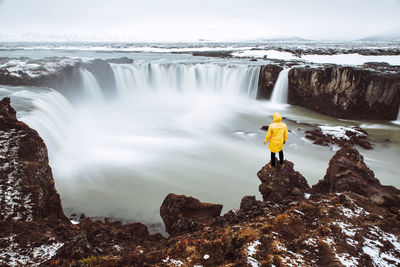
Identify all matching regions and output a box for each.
[311,147,400,210]
[160,193,223,236]
[257,160,310,203]
[288,65,400,120]
[305,126,372,150]
[256,65,283,99]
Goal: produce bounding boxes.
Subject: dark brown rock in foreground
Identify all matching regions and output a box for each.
[160,193,223,236]
[257,160,310,203]
[0,97,162,266]
[288,65,400,120]
[311,147,400,210]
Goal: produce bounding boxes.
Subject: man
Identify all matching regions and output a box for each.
[263,112,288,168]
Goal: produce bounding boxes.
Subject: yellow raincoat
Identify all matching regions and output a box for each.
[264,112,288,153]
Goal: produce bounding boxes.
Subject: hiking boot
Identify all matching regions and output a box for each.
[281,164,285,169]
[269,164,276,169]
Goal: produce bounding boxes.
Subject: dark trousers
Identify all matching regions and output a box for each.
[271,150,284,166]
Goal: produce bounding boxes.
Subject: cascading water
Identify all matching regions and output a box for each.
[79,68,104,101]
[110,62,260,98]
[270,68,290,104]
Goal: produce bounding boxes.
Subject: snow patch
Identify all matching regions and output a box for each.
[162,256,184,266]
[0,235,63,266]
[246,240,261,267]
[318,126,366,140]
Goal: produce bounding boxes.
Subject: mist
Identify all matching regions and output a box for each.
[0,0,400,41]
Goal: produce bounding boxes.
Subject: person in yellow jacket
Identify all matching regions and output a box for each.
[263,112,288,168]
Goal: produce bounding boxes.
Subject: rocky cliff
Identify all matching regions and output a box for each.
[288,64,400,120]
[1,97,400,266]
[0,97,162,266]
[256,64,283,99]
[0,57,133,99]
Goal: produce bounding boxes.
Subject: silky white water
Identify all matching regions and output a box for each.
[2,61,399,228]
[270,68,290,104]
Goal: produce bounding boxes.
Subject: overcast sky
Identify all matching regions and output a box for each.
[0,0,399,41]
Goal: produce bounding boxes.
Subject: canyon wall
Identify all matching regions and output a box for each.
[288,65,400,120]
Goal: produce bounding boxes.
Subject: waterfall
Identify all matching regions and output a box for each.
[14,89,74,158]
[270,68,290,104]
[79,68,104,100]
[110,63,260,98]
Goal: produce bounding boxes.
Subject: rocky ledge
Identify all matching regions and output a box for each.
[0,57,133,99]
[1,97,400,266]
[305,125,373,150]
[288,64,400,120]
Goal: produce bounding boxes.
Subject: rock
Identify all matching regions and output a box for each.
[305,126,373,149]
[0,57,118,99]
[257,160,310,203]
[0,97,162,266]
[160,193,223,236]
[105,57,134,64]
[288,66,400,120]
[311,147,400,209]
[239,195,263,212]
[0,97,68,223]
[191,51,232,58]
[80,59,116,97]
[256,65,283,99]
[260,125,269,131]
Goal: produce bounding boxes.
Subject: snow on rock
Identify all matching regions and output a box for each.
[0,58,79,78]
[318,126,366,140]
[162,256,184,266]
[362,226,400,266]
[0,234,64,266]
[246,240,261,267]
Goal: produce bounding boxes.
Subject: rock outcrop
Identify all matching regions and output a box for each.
[256,65,283,99]
[305,125,373,149]
[257,160,310,203]
[288,65,400,120]
[0,97,162,266]
[1,95,400,266]
[311,147,400,210]
[0,57,127,99]
[160,193,223,236]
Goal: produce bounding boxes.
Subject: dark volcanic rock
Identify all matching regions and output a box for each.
[105,57,134,64]
[257,160,310,203]
[305,126,373,149]
[311,147,400,210]
[0,57,118,99]
[0,97,162,266]
[160,193,223,236]
[191,51,232,58]
[0,97,68,223]
[80,59,116,97]
[288,66,400,120]
[256,65,283,99]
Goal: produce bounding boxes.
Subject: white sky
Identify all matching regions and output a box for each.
[0,0,399,41]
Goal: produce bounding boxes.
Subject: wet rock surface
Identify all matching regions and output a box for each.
[160,193,223,236]
[305,125,373,149]
[0,98,163,266]
[257,160,310,203]
[0,57,132,99]
[1,97,400,266]
[256,64,283,99]
[288,65,400,120]
[311,147,400,210]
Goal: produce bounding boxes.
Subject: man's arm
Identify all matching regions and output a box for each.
[264,126,272,145]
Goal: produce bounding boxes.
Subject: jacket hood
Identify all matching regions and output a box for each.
[273,112,282,123]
